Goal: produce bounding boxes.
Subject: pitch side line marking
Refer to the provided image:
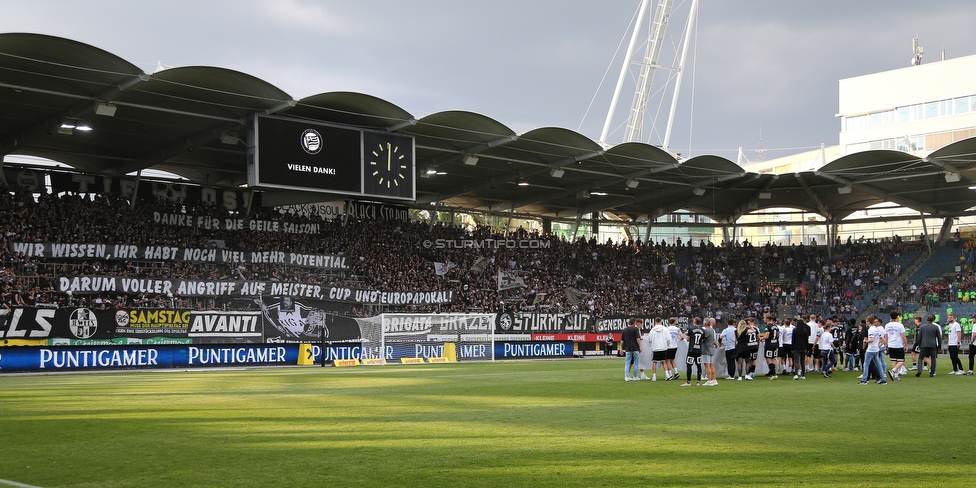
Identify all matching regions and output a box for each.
[0,479,42,488]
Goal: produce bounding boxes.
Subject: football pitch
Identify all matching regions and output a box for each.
[0,359,973,487]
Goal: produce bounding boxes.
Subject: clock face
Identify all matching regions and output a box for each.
[363,132,414,199]
[368,141,407,189]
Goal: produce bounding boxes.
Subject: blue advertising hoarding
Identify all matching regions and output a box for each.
[494,341,574,359]
[0,344,298,372]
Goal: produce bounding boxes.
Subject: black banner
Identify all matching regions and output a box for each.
[48,172,258,210]
[258,297,363,343]
[57,275,455,306]
[0,307,116,341]
[150,212,320,235]
[0,308,267,345]
[10,242,347,269]
[2,167,45,192]
[493,313,592,334]
[593,315,692,333]
[345,201,410,222]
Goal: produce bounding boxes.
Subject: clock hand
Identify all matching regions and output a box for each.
[387,142,391,171]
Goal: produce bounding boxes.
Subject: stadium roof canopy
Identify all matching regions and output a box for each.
[2,33,976,224]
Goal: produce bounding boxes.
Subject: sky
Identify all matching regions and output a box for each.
[5,0,976,162]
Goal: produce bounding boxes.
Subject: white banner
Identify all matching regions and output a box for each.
[381,313,495,342]
[497,270,526,291]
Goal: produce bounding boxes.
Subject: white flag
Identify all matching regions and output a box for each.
[434,262,455,276]
[497,270,526,291]
[564,287,589,306]
[470,257,489,274]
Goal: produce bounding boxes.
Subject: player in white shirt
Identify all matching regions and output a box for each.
[859,315,888,385]
[946,313,964,374]
[968,315,976,375]
[665,318,681,380]
[779,320,794,375]
[819,324,836,378]
[883,311,907,381]
[806,315,819,370]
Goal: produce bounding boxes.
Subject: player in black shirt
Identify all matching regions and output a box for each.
[761,313,780,379]
[681,317,706,386]
[737,317,761,380]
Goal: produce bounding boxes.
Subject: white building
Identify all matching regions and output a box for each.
[736,51,976,245]
[839,53,976,156]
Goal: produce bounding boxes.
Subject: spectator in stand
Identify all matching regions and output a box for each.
[0,190,925,317]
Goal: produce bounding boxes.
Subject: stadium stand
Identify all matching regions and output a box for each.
[3,188,953,326]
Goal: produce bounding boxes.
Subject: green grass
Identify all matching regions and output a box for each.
[1,359,974,487]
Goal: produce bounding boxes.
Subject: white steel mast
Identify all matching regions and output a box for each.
[599,0,698,151]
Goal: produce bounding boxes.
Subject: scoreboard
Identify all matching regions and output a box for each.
[248,115,415,201]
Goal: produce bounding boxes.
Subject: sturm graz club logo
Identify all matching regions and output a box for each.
[497,313,513,331]
[301,128,322,155]
[69,308,98,339]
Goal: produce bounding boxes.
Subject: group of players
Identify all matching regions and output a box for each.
[620,310,974,386]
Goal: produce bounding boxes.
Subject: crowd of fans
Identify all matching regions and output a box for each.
[0,189,928,320]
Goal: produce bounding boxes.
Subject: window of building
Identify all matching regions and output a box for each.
[954,96,969,115]
[844,93,976,134]
[940,99,952,117]
[911,104,924,121]
[896,106,910,123]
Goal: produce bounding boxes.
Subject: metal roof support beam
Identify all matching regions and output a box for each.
[387,118,417,131]
[921,213,932,255]
[129,170,143,209]
[426,134,520,166]
[795,173,836,221]
[510,158,677,209]
[815,171,938,215]
[429,201,439,231]
[112,122,246,175]
[728,174,779,222]
[924,155,976,183]
[937,216,954,245]
[594,172,745,217]
[826,221,836,259]
[0,73,149,156]
[265,100,298,115]
[571,210,584,241]
[505,204,516,235]
[418,149,602,205]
